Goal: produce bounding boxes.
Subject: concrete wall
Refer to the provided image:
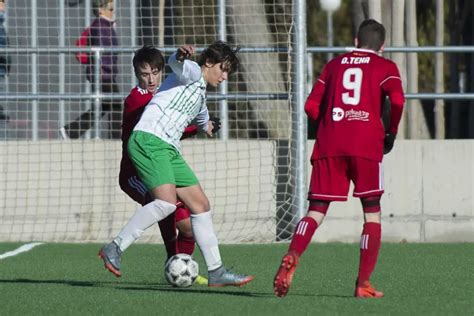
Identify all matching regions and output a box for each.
[0,139,276,243]
[0,140,472,243]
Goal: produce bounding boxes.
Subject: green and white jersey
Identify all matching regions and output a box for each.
[133,53,209,152]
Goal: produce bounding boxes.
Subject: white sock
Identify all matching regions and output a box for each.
[191,211,222,271]
[114,199,176,252]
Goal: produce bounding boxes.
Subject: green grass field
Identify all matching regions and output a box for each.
[0,242,472,315]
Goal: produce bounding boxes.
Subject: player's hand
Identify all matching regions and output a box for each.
[210,117,221,133]
[383,132,396,154]
[176,45,195,62]
[205,118,221,137]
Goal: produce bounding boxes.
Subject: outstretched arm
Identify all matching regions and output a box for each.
[168,45,202,82]
[175,45,195,62]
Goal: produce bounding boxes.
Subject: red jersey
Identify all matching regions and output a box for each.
[305,49,405,162]
[119,86,198,190]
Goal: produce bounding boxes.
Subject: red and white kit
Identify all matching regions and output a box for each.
[305,49,404,201]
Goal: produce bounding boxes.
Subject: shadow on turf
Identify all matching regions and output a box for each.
[0,279,350,298]
[0,278,98,287]
[0,278,273,297]
[118,284,274,298]
[117,285,351,299]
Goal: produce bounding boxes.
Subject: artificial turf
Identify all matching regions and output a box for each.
[0,242,472,315]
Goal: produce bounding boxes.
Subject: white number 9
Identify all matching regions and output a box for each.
[342,68,363,105]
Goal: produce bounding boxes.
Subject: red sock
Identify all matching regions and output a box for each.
[177,234,195,255]
[158,213,177,259]
[288,217,318,257]
[357,222,381,284]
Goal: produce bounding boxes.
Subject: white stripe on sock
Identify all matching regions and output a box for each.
[296,221,308,236]
[360,234,369,250]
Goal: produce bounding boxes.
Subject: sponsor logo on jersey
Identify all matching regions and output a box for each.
[332,107,369,122]
[345,109,370,121]
[332,107,344,121]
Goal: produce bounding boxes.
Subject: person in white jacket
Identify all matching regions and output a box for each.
[99,41,254,287]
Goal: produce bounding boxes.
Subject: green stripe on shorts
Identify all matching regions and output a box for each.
[127,131,199,190]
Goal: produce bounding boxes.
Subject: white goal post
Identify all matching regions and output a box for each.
[0,0,307,243]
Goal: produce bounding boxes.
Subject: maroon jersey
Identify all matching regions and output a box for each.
[121,86,153,145]
[305,49,405,162]
[119,86,198,193]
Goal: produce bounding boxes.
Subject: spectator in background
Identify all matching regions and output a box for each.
[60,0,121,139]
[0,0,11,139]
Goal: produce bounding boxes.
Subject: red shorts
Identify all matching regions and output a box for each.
[119,175,191,222]
[308,157,384,202]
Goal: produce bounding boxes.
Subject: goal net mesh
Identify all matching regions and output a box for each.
[0,0,299,243]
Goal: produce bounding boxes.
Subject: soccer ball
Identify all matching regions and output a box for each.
[164,254,199,287]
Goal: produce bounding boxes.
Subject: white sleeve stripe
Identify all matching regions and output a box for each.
[379,76,401,86]
[318,78,325,84]
[128,176,147,196]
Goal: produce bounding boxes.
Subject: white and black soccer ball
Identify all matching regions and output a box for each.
[164,254,199,288]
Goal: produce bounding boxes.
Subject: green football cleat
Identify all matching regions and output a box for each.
[194,274,208,286]
[98,242,122,277]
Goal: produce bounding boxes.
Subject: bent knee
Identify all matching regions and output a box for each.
[188,197,210,214]
[151,199,177,218]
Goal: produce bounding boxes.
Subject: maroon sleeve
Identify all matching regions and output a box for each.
[121,88,153,142]
[123,88,153,116]
[381,62,405,134]
[181,125,198,139]
[305,66,328,121]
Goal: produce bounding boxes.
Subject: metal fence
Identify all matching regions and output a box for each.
[1,0,474,228]
[2,45,474,137]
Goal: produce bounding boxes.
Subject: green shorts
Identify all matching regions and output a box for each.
[128,131,199,190]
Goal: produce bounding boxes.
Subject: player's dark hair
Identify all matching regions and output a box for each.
[198,40,240,74]
[133,45,165,76]
[357,19,385,51]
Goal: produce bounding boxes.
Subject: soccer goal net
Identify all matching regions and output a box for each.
[0,0,304,243]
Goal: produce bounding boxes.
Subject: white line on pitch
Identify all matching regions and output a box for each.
[0,242,44,260]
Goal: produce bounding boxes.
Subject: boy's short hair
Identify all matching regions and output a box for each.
[198,40,240,74]
[357,19,385,51]
[93,0,113,17]
[133,45,165,75]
